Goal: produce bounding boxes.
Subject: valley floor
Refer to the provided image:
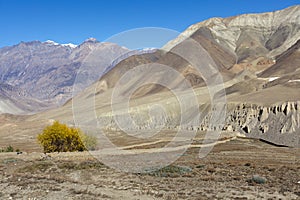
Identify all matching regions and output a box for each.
[0,137,299,199]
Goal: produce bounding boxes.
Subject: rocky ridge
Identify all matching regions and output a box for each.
[74,6,300,147]
[164,5,300,60]
[0,39,131,113]
[94,101,299,147]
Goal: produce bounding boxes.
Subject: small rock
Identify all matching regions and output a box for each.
[250,175,267,184]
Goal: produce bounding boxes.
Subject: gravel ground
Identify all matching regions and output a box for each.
[0,138,299,199]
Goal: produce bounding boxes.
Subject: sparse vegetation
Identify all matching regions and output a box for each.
[0,145,19,153]
[37,121,97,153]
[248,175,267,184]
[80,132,98,151]
[143,165,193,177]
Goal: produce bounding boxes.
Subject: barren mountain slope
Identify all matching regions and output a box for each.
[0,39,130,113]
[0,6,299,150]
[69,5,300,147]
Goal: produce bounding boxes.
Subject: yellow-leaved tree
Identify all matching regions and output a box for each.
[37,121,97,153]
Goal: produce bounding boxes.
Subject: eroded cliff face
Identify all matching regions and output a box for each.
[97,101,299,147]
[223,102,299,147]
[224,102,299,134]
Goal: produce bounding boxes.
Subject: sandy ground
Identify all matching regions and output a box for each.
[0,137,299,199]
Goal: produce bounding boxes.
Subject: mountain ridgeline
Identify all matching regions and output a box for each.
[74,5,299,147]
[0,38,131,114]
[0,6,299,147]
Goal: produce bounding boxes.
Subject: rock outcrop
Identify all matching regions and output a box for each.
[96,101,299,147]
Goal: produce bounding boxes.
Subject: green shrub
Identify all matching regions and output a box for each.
[37,121,97,153]
[6,145,14,152]
[0,145,16,153]
[143,165,193,177]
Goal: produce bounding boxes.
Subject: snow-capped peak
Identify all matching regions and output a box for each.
[43,40,77,48]
[141,47,157,51]
[62,43,77,48]
[44,40,59,45]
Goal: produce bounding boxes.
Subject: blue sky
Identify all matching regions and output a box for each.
[0,0,299,47]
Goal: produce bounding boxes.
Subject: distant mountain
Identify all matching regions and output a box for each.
[3,6,299,116]
[58,5,299,147]
[0,38,131,114]
[92,6,300,98]
[0,5,299,150]
[0,83,48,114]
[164,5,300,75]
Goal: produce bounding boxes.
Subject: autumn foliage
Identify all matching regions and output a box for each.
[37,121,96,153]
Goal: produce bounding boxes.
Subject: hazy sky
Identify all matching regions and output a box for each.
[0,0,299,47]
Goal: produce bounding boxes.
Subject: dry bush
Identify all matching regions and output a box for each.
[37,121,97,153]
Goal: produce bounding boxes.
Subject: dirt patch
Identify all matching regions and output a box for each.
[0,138,299,199]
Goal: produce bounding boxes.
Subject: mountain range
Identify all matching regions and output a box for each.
[78,5,300,146]
[0,38,131,113]
[0,5,299,150]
